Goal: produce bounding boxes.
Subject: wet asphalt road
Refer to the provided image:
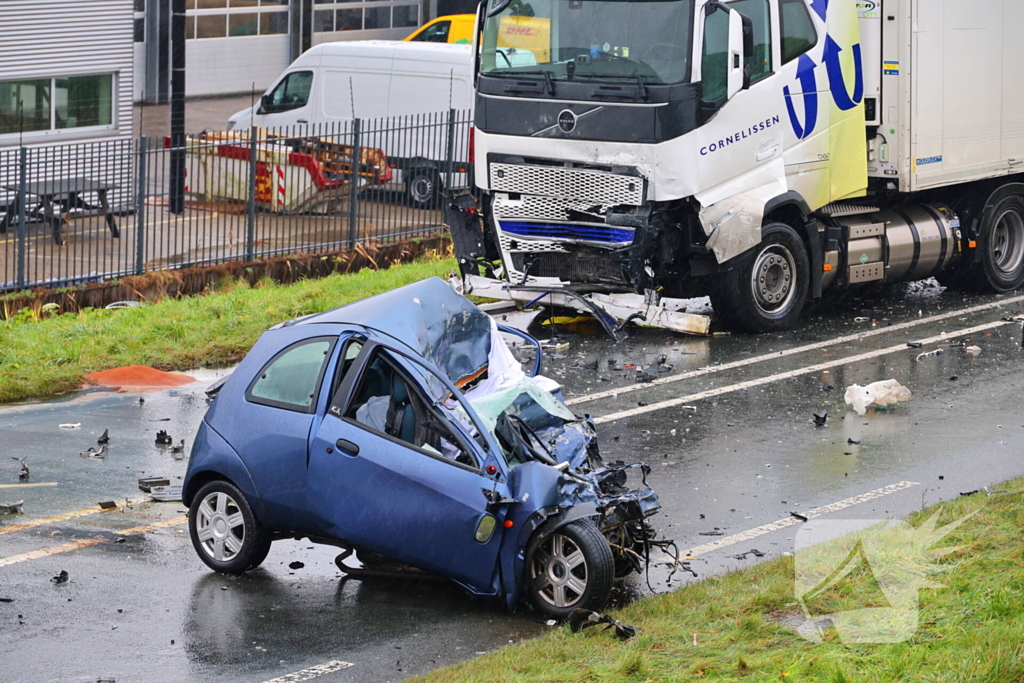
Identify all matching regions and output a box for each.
[1,282,1024,683]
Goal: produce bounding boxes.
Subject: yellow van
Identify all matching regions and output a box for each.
[405,14,550,62]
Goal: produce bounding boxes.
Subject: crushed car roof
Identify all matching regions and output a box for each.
[289,277,492,386]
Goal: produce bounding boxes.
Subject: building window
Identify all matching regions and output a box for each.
[0,75,115,136]
[364,6,390,29]
[392,5,419,28]
[336,8,362,30]
[190,0,291,39]
[260,11,289,34]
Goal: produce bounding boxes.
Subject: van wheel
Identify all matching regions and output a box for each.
[527,520,614,620]
[980,193,1024,292]
[189,480,271,575]
[710,223,810,333]
[406,169,441,209]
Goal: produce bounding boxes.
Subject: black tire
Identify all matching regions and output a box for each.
[526,520,615,619]
[188,480,272,575]
[406,168,441,210]
[709,222,811,333]
[979,194,1024,292]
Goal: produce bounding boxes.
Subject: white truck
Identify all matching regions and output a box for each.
[447,0,1024,333]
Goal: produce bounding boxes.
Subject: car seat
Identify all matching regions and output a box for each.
[386,373,417,444]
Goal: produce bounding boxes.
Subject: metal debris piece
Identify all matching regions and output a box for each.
[848,438,861,445]
[698,531,725,537]
[155,430,172,446]
[98,501,117,510]
[915,349,944,362]
[959,490,979,497]
[906,342,923,349]
[138,477,171,492]
[965,345,982,358]
[568,608,639,639]
[149,486,183,503]
[813,412,828,428]
[11,457,29,483]
[790,512,809,522]
[97,429,110,445]
[0,501,24,515]
[169,440,186,454]
[636,356,668,383]
[734,549,765,560]
[80,445,107,459]
[289,561,305,570]
[59,423,81,429]
[51,570,69,584]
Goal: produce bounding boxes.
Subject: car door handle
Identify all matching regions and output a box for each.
[336,438,359,456]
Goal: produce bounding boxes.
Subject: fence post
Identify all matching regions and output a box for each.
[444,108,456,201]
[246,125,258,261]
[135,136,149,275]
[347,118,361,249]
[16,147,27,290]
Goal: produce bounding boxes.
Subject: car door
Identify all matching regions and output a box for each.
[306,343,509,592]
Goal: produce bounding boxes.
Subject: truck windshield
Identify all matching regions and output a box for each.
[481,0,695,85]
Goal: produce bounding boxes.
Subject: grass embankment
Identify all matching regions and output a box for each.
[0,257,454,403]
[417,481,1024,683]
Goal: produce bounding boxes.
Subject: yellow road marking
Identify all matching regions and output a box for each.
[0,501,131,536]
[0,482,58,490]
[0,516,187,568]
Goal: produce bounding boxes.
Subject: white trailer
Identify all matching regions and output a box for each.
[448,0,1024,333]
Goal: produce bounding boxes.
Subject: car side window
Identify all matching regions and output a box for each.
[343,349,479,469]
[247,337,335,413]
[264,71,313,113]
[412,21,450,42]
[779,0,817,64]
[729,0,772,83]
[329,338,364,397]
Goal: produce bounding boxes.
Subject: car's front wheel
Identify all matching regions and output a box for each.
[527,520,614,619]
[189,480,271,575]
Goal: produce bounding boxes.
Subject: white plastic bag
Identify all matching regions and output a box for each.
[844,380,913,416]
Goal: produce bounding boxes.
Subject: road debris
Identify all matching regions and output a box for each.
[149,486,183,502]
[98,501,117,510]
[813,411,828,428]
[733,549,765,560]
[906,342,923,349]
[790,512,809,522]
[847,438,861,445]
[155,430,173,446]
[138,477,171,492]
[80,445,107,459]
[289,561,305,570]
[915,349,944,362]
[51,570,69,584]
[965,345,982,358]
[0,597,14,603]
[169,440,186,455]
[844,380,913,416]
[97,429,110,445]
[11,457,29,483]
[698,531,725,536]
[59,423,81,429]
[0,501,24,515]
[636,356,669,383]
[568,609,639,640]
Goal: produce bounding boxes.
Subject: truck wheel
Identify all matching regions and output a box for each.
[710,223,810,333]
[980,194,1024,292]
[406,169,441,210]
[189,480,271,575]
[527,520,614,619]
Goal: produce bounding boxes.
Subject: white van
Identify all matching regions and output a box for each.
[227,41,476,208]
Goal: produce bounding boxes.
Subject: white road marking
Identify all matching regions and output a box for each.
[675,481,920,560]
[593,319,1010,425]
[262,661,355,683]
[568,293,1024,406]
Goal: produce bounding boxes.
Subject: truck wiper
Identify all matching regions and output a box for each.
[574,73,649,101]
[491,70,555,96]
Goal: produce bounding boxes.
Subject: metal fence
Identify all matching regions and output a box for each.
[0,109,472,293]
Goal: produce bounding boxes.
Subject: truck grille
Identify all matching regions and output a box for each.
[489,163,645,206]
[511,251,630,287]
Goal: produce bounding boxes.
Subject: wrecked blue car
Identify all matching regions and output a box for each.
[183,277,662,617]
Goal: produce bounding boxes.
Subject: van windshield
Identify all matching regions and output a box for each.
[480,0,695,85]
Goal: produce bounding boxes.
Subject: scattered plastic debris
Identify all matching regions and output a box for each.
[149,486,183,503]
[97,429,109,446]
[568,609,639,640]
[169,440,186,455]
[51,570,69,584]
[790,512,809,522]
[155,430,173,446]
[906,342,923,349]
[138,477,171,492]
[734,549,765,560]
[59,423,81,429]
[0,597,14,603]
[844,380,913,416]
[965,345,982,358]
[698,531,726,537]
[11,458,29,483]
[80,445,107,459]
[289,561,305,570]
[636,356,668,383]
[98,501,117,510]
[813,412,828,428]
[847,438,861,445]
[915,349,944,362]
[0,501,24,515]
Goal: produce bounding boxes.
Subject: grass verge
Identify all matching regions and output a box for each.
[0,257,454,403]
[416,480,1024,683]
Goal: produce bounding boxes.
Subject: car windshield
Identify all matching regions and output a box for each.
[480,0,695,85]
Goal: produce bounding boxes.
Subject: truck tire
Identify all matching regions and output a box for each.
[979,193,1024,292]
[710,222,811,333]
[406,168,441,210]
[526,520,615,620]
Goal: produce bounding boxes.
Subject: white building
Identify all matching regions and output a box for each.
[0,0,135,146]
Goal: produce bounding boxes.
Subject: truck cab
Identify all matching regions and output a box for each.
[453,0,1024,333]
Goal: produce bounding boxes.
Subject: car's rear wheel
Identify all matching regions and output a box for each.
[189,480,271,575]
[527,520,614,619]
[406,168,441,210]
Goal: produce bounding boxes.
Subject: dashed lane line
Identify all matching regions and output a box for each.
[0,516,187,568]
[0,482,58,490]
[0,501,131,536]
[677,481,920,559]
[262,661,355,683]
[568,293,1024,406]
[593,319,1011,425]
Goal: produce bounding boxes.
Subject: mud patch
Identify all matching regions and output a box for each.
[86,366,198,391]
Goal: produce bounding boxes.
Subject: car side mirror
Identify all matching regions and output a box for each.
[258,93,272,115]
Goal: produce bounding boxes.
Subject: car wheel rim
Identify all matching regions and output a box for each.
[991,207,1024,276]
[195,491,245,562]
[750,244,797,315]
[410,175,433,204]
[531,533,588,608]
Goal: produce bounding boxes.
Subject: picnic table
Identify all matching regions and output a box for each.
[0,178,121,246]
